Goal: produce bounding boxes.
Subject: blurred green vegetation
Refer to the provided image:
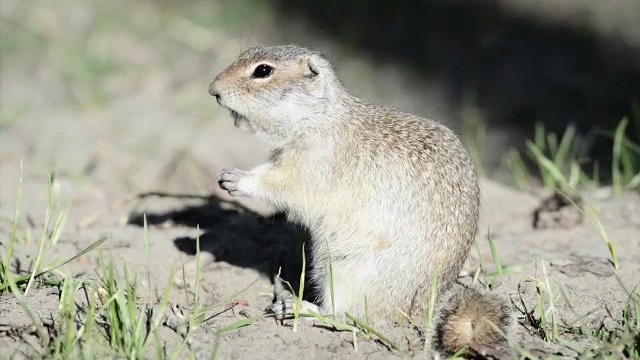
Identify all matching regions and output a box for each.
[2,0,639,189]
[0,0,271,109]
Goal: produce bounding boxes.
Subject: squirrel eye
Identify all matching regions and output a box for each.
[252,64,274,79]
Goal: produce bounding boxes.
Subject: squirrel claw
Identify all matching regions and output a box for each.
[217,167,247,196]
[265,297,320,323]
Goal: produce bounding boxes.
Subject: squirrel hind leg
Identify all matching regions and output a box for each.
[431,285,514,358]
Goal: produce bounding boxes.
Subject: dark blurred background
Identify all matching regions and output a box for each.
[269,0,640,181]
[1,0,639,190]
[271,0,640,138]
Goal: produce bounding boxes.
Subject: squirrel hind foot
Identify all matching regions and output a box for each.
[432,285,514,358]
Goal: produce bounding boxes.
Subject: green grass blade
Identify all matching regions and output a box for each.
[195,225,201,311]
[216,314,272,335]
[326,239,336,318]
[487,228,504,285]
[304,311,357,332]
[505,150,530,190]
[527,141,572,192]
[0,235,109,292]
[3,161,24,287]
[612,118,629,196]
[293,242,306,332]
[554,124,576,169]
[345,313,405,354]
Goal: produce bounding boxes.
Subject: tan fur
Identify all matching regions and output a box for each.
[375,236,391,251]
[433,285,515,357]
[209,44,513,356]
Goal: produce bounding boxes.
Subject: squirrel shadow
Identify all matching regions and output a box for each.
[126,195,317,302]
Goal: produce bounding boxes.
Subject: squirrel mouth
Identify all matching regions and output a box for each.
[229,110,250,129]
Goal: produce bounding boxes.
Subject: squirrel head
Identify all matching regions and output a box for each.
[209,45,346,146]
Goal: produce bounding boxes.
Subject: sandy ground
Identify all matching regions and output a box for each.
[1,73,639,359]
[1,1,640,359]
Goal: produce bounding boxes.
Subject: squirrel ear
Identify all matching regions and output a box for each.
[304,57,320,78]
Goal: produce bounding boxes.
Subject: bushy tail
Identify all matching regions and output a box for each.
[431,285,514,358]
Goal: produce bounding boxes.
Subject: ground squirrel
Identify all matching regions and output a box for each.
[209,45,514,357]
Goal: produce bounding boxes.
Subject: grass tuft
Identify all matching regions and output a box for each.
[558,192,618,269]
[505,118,640,193]
[293,242,306,332]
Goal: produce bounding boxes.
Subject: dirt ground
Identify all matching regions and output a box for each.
[2,127,639,359]
[1,1,640,359]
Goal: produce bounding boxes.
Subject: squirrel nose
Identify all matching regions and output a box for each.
[208,83,221,102]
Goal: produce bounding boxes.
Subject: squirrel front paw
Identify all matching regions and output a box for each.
[217,167,249,197]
